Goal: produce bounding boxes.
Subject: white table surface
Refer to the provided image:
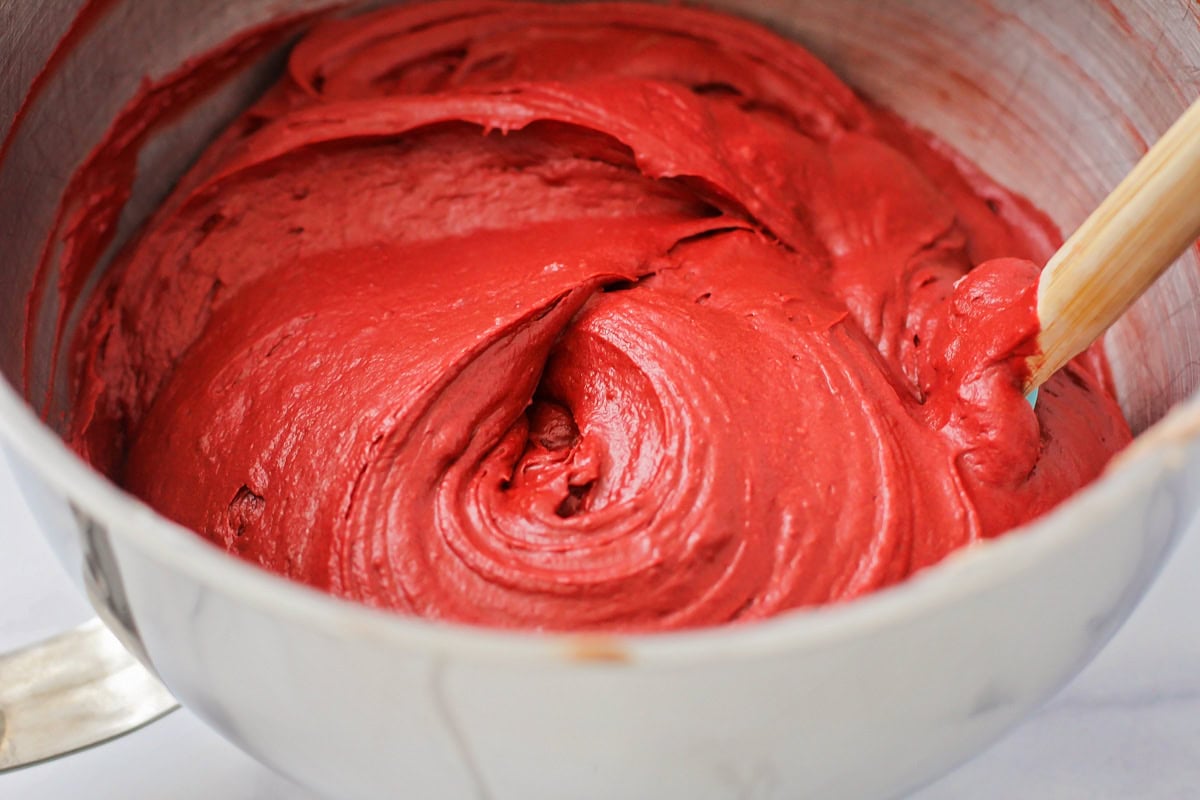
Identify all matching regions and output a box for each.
[1,456,1197,799]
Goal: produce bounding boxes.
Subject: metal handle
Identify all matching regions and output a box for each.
[0,619,178,771]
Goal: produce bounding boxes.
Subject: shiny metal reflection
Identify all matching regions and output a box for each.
[0,620,177,772]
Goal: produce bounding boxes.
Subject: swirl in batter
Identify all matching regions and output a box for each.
[68,1,1131,631]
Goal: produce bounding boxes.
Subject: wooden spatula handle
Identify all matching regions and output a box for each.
[1027,96,1200,392]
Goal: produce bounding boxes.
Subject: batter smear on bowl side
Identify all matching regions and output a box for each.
[66,1,1131,631]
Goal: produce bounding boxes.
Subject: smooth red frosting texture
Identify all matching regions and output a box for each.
[67,1,1131,631]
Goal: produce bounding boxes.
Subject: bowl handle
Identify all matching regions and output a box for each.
[0,619,177,771]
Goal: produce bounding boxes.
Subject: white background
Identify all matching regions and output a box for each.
[1,455,1198,799]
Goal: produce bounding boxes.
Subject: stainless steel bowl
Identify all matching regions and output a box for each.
[2,2,1198,798]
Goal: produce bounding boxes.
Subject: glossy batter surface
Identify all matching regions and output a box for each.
[68,1,1131,631]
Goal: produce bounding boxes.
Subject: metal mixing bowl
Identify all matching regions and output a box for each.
[1,1,1198,798]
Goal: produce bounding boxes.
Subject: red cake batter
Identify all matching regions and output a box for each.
[66,1,1131,631]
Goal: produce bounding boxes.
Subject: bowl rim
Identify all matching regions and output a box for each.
[1,373,1197,665]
